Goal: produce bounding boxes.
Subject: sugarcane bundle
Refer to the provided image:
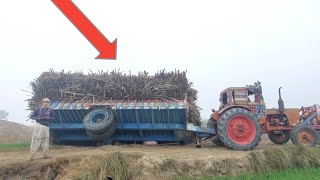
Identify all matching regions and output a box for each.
[26,69,201,125]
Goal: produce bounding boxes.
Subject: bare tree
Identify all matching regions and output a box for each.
[0,110,9,120]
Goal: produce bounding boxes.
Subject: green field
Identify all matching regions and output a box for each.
[176,168,320,180]
[0,142,30,151]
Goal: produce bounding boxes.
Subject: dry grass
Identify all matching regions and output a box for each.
[248,145,320,173]
[2,145,320,180]
[74,152,143,180]
[26,69,202,125]
[0,157,70,180]
[98,152,132,180]
[74,146,320,180]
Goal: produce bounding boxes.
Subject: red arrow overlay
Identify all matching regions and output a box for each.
[52,0,117,59]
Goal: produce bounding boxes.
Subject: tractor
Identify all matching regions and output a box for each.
[207,82,320,150]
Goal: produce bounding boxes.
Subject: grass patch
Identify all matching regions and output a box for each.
[175,146,320,180]
[99,152,131,180]
[249,145,320,173]
[74,152,142,180]
[0,142,30,151]
[175,167,320,180]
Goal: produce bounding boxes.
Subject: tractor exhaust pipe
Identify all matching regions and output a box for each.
[278,87,285,114]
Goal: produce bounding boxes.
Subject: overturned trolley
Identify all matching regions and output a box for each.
[49,100,214,145]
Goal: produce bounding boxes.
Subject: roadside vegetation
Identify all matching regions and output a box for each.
[176,168,320,180]
[1,142,320,180]
[176,145,320,180]
[0,142,30,151]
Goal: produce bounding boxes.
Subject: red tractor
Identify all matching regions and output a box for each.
[207,82,320,150]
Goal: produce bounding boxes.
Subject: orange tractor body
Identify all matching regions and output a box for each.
[207,82,320,150]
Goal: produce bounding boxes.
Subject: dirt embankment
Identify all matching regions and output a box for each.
[1,136,320,180]
[0,139,294,180]
[0,120,33,143]
[0,144,254,180]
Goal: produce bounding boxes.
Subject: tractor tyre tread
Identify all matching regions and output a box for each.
[212,138,224,146]
[86,122,116,141]
[268,131,290,145]
[217,108,261,151]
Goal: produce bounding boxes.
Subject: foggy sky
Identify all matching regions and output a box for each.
[1,0,319,125]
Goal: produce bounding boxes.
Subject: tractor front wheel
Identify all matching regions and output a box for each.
[217,108,261,151]
[268,131,290,145]
[291,125,319,147]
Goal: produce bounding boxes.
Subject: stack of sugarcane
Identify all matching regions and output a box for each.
[26,69,201,125]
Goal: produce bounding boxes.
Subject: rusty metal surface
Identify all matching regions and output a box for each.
[267,108,300,126]
[268,125,294,131]
[211,105,251,121]
[316,105,320,120]
[298,130,316,145]
[210,111,220,121]
[300,105,320,124]
[265,124,320,131]
[219,87,248,108]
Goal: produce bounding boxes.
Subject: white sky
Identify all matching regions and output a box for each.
[1,0,320,125]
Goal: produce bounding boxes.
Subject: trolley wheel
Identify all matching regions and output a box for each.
[83,108,116,134]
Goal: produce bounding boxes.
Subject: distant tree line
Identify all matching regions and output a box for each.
[0,110,9,120]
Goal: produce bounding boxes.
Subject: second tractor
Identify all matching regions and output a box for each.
[207,82,320,150]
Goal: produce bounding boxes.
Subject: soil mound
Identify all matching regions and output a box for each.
[0,120,33,143]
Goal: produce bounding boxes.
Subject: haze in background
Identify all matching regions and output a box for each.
[1,0,319,125]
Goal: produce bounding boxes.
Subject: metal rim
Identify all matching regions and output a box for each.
[227,115,256,145]
[297,129,316,146]
[89,112,109,124]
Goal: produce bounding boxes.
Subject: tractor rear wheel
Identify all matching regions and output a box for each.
[268,131,290,145]
[217,108,261,151]
[290,125,319,147]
